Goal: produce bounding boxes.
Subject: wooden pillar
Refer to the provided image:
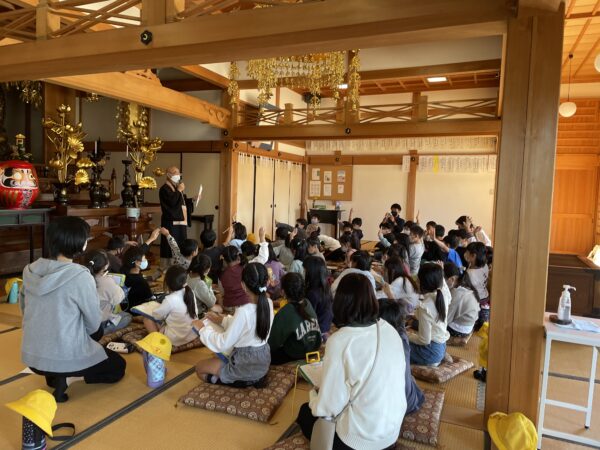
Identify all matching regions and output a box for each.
[166,0,185,22]
[36,0,60,39]
[283,104,294,125]
[411,92,428,122]
[142,0,166,26]
[43,83,76,164]
[300,163,308,219]
[485,4,564,424]
[405,150,418,221]
[218,140,238,241]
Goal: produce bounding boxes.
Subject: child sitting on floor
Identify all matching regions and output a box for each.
[228,222,247,251]
[408,224,425,276]
[188,254,220,315]
[444,262,480,337]
[409,263,451,367]
[268,272,321,364]
[160,227,199,270]
[219,246,249,311]
[143,265,199,347]
[465,242,490,328]
[200,228,226,284]
[378,256,419,312]
[306,237,326,261]
[288,237,308,277]
[83,249,132,334]
[121,246,154,311]
[265,244,286,300]
[331,251,377,296]
[326,233,353,263]
[378,298,425,414]
[193,263,274,386]
[303,256,333,337]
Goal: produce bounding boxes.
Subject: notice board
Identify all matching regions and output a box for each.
[307,165,353,201]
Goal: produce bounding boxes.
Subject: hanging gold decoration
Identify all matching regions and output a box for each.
[8,81,43,109]
[153,167,165,177]
[117,104,163,189]
[84,93,100,102]
[43,104,88,184]
[347,50,361,111]
[227,62,240,106]
[245,51,354,110]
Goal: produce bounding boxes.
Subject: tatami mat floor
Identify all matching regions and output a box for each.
[0,301,597,450]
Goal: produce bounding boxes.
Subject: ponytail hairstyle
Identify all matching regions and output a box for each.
[222,245,247,267]
[267,243,278,263]
[83,249,109,277]
[466,242,487,268]
[164,265,197,319]
[281,272,311,320]
[189,254,212,280]
[460,270,481,303]
[385,256,418,292]
[418,263,446,323]
[241,263,271,340]
[121,246,146,275]
[290,238,308,261]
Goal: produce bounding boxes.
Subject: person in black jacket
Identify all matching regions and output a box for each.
[159,167,194,264]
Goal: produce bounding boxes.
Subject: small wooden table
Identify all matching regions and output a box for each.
[309,209,344,237]
[0,208,52,262]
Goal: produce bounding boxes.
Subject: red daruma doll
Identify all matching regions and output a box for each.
[0,160,40,209]
[5,389,57,450]
[137,332,172,388]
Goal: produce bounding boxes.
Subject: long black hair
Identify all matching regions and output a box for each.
[385,256,418,292]
[222,245,247,267]
[418,263,446,323]
[303,255,332,305]
[466,242,487,268]
[83,249,109,276]
[164,265,197,319]
[241,262,271,340]
[281,272,311,321]
[290,238,308,261]
[189,254,212,280]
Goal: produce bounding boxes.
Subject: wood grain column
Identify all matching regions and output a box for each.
[485,4,564,423]
[218,140,238,241]
[405,150,418,221]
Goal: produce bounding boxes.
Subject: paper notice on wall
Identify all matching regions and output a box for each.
[323,183,332,197]
[402,155,411,173]
[488,154,497,172]
[479,156,489,173]
[439,156,448,173]
[337,170,346,183]
[337,184,344,194]
[324,171,332,183]
[309,181,321,197]
[312,168,321,181]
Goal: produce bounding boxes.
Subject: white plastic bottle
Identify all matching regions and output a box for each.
[557,285,576,323]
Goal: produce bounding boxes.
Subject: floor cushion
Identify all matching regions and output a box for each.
[98,322,146,346]
[447,333,472,347]
[411,354,473,384]
[179,365,296,423]
[399,388,445,446]
[121,329,203,353]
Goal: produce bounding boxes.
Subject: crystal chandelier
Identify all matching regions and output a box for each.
[230,50,360,111]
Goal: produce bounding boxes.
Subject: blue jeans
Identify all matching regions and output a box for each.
[102,312,132,334]
[410,341,446,365]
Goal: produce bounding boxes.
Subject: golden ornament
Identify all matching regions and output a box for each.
[74,169,89,185]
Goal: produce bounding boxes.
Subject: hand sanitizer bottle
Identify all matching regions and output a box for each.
[557,285,576,323]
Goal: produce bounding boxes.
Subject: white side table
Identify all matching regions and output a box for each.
[537,313,600,448]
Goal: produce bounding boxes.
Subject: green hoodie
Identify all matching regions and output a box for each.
[268,300,322,360]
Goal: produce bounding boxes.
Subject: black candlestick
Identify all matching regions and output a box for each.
[88,139,108,208]
[121,159,135,207]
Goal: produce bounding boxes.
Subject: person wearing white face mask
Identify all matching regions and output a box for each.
[20,216,126,402]
[159,166,195,267]
[122,246,154,310]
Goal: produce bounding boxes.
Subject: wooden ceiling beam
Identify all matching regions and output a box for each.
[178,64,230,88]
[45,71,231,128]
[161,77,223,91]
[229,119,501,140]
[0,0,509,82]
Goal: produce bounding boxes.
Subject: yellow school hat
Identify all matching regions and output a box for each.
[247,233,258,245]
[137,332,172,361]
[488,412,537,450]
[5,277,22,294]
[6,389,57,437]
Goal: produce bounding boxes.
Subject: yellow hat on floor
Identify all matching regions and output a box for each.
[137,332,172,361]
[488,412,537,450]
[6,389,57,437]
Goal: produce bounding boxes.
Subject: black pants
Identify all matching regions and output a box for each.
[270,347,297,366]
[296,403,354,450]
[30,326,126,385]
[160,224,187,258]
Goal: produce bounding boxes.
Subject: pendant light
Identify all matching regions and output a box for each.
[559,53,577,118]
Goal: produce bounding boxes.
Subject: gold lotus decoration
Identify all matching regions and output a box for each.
[153,167,165,177]
[43,104,88,184]
[116,103,163,189]
[231,50,360,110]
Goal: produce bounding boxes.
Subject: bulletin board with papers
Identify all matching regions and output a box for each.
[308,165,353,201]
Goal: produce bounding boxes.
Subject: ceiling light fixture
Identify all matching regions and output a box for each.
[427,76,447,83]
[559,53,577,118]
[338,83,349,89]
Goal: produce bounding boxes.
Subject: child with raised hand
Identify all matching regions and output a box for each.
[83,249,132,334]
[193,262,274,386]
[188,254,220,315]
[143,265,199,347]
[378,298,425,414]
[464,242,490,327]
[444,262,480,337]
[378,256,420,312]
[268,272,321,365]
[159,227,199,270]
[201,227,229,283]
[409,263,451,366]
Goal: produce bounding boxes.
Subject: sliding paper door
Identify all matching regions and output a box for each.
[253,156,276,236]
[274,160,291,232]
[289,163,303,224]
[236,153,255,230]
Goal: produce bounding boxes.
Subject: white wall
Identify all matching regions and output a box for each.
[415,171,495,240]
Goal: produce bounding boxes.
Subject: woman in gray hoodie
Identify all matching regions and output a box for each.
[20,216,126,402]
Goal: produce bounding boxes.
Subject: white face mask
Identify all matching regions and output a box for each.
[140,259,149,270]
[311,218,319,224]
[169,174,181,184]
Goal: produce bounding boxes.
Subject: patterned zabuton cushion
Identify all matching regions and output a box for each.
[411,354,473,384]
[120,329,203,353]
[179,365,296,423]
[447,333,472,347]
[98,322,146,346]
